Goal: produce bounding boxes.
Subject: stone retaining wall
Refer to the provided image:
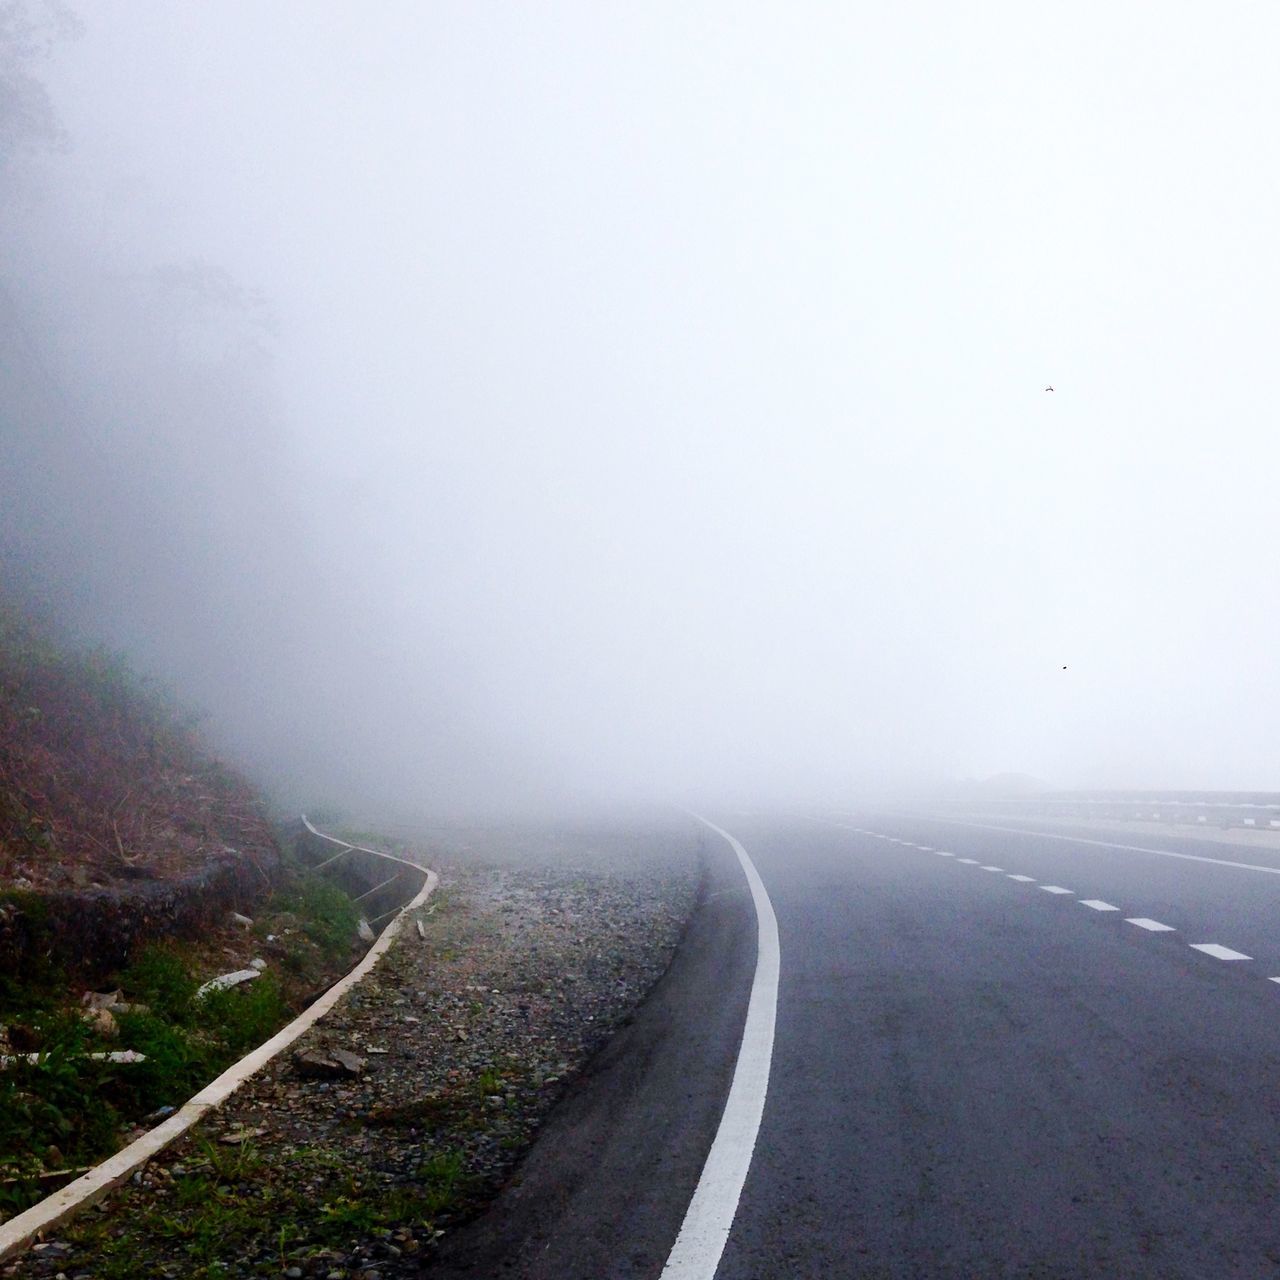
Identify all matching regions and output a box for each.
[0,846,276,978]
[0,824,423,980]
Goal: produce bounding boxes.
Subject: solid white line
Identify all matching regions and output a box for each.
[1188,943,1251,961]
[1079,900,1119,912]
[1127,917,1176,932]
[1007,874,1036,882]
[662,817,779,1280]
[922,816,1280,878]
[1039,885,1073,894]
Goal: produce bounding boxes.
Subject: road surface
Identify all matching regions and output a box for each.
[429,811,1280,1278]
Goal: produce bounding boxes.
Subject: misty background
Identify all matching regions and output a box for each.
[2,1,1278,815]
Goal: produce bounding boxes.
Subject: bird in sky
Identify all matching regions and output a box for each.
[1044,386,1054,392]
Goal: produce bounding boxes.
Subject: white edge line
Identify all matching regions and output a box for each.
[0,819,438,1263]
[662,815,779,1280]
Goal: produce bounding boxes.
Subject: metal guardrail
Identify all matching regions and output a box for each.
[935,794,1280,830]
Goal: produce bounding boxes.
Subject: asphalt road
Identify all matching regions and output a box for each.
[428,811,1280,1278]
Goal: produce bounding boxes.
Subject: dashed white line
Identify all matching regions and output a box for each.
[813,820,1263,986]
[1188,943,1251,961]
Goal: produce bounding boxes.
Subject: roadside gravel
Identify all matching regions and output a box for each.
[4,817,702,1279]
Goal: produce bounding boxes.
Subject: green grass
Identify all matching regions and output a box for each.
[0,947,289,1213]
[270,870,359,961]
[0,843,381,1219]
[120,944,200,1021]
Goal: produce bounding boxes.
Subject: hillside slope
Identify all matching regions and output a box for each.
[0,595,276,895]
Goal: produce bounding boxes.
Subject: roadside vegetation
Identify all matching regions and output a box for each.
[0,862,363,1219]
[0,588,381,1220]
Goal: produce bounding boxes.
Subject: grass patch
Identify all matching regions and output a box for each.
[120,944,200,1022]
[269,870,359,963]
[66,1143,473,1279]
[0,811,410,1227]
[4,935,315,1215]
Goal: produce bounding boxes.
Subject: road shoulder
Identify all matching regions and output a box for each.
[427,822,758,1280]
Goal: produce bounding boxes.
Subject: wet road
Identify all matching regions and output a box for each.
[430,812,1280,1278]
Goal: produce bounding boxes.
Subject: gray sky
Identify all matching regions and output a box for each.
[5,2,1280,810]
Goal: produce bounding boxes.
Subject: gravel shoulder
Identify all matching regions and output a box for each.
[4,814,702,1280]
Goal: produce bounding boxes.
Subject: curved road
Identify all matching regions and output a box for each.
[430,811,1280,1278]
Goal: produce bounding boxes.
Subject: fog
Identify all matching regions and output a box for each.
[2,2,1278,816]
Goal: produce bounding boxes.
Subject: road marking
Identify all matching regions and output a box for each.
[811,819,1264,994]
[920,817,1280,879]
[1188,943,1251,961]
[664,817,779,1280]
[1269,977,1280,985]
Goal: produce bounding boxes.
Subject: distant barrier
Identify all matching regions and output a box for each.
[933,793,1280,831]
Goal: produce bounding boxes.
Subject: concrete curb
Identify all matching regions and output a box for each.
[0,820,438,1262]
